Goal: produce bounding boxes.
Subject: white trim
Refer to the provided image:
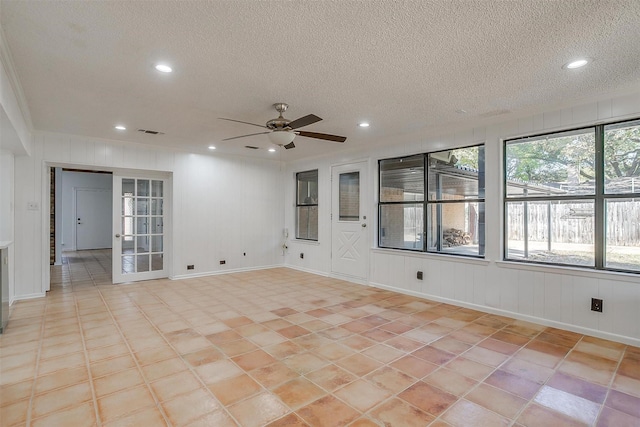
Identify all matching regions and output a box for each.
[371,247,491,266]
[330,271,369,286]
[285,264,329,277]
[496,261,640,283]
[0,26,34,134]
[12,292,46,303]
[171,264,284,280]
[291,239,320,246]
[42,164,50,292]
[369,280,640,347]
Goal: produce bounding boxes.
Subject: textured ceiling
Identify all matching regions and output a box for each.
[2,0,640,161]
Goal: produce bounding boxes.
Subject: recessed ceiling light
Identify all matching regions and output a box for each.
[155,64,172,73]
[268,148,276,152]
[208,146,216,150]
[358,122,370,128]
[563,58,590,69]
[114,125,126,130]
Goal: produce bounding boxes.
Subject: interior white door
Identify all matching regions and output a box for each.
[76,188,112,250]
[112,176,168,284]
[331,161,369,280]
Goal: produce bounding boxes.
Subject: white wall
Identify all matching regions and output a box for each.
[284,92,640,346]
[0,149,15,303]
[0,149,14,243]
[13,132,285,299]
[60,170,112,251]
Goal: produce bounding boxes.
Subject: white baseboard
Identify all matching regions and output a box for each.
[285,265,330,277]
[11,292,47,303]
[369,281,640,348]
[171,264,284,280]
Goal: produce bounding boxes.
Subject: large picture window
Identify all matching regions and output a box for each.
[296,170,318,240]
[504,118,640,272]
[378,145,485,257]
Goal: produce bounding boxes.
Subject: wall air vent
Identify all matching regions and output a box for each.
[244,146,260,150]
[137,129,165,135]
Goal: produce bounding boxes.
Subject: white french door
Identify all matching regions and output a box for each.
[331,161,369,281]
[112,176,168,283]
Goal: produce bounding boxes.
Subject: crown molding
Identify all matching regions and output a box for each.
[0,24,34,132]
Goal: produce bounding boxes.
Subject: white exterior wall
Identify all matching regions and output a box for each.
[284,92,640,346]
[13,132,285,300]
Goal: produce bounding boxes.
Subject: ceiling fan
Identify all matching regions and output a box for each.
[219,103,347,149]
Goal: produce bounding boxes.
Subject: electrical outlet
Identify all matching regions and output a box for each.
[417,271,423,280]
[300,253,304,259]
[187,265,194,270]
[220,260,226,265]
[591,298,603,312]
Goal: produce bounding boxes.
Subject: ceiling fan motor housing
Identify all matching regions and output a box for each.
[266,103,292,130]
[266,117,292,130]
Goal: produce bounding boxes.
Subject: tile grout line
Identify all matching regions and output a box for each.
[92,284,175,427]
[75,284,103,427]
[122,283,245,426]
[592,341,627,426]
[24,309,46,427]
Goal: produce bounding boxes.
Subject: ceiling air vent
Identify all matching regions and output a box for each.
[244,145,260,150]
[478,109,510,118]
[137,129,165,135]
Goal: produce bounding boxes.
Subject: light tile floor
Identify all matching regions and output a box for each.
[1,250,639,426]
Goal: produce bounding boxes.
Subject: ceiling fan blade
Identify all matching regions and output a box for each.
[218,118,268,129]
[284,142,295,150]
[297,131,346,143]
[288,114,322,130]
[222,131,270,141]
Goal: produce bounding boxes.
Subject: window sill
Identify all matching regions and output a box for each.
[496,260,640,283]
[292,239,320,246]
[371,247,490,266]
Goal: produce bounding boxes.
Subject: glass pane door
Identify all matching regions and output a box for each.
[113,176,167,283]
[339,172,360,221]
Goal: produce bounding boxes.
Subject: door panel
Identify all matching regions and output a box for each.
[112,176,167,283]
[331,162,369,280]
[76,189,112,250]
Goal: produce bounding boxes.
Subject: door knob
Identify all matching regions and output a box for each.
[115,234,121,238]
[362,223,367,228]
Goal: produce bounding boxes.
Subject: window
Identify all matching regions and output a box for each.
[296,170,318,240]
[378,145,485,257]
[504,118,640,272]
[379,155,424,250]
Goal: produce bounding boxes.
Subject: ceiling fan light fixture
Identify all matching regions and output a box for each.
[268,130,296,145]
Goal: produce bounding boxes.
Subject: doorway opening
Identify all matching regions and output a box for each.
[50,168,114,288]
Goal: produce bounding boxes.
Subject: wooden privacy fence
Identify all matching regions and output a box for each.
[507,200,640,245]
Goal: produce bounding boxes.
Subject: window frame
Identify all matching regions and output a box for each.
[295,169,319,241]
[503,118,640,273]
[377,143,486,258]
